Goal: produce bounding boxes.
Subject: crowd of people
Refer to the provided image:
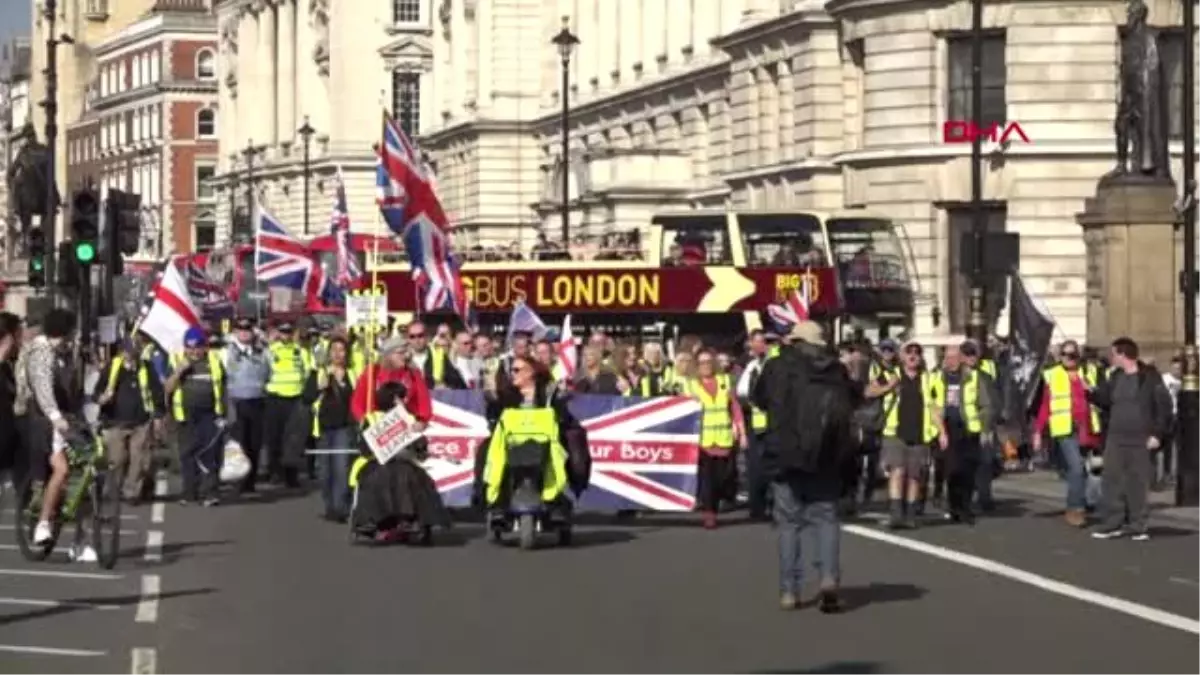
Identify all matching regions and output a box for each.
[0,305,1183,608]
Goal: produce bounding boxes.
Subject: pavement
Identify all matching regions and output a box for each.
[2,476,1198,674]
[993,469,1200,529]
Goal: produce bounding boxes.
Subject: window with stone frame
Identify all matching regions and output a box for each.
[195,163,217,202]
[194,210,217,251]
[945,204,1009,333]
[393,0,421,23]
[197,108,216,138]
[196,48,217,80]
[392,71,421,136]
[946,32,1008,127]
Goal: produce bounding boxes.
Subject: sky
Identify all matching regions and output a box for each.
[0,0,30,46]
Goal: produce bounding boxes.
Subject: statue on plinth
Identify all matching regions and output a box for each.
[1103,0,1171,184]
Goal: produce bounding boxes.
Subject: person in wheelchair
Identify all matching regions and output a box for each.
[349,382,450,543]
[475,355,588,525]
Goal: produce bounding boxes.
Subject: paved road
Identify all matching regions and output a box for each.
[4,479,1198,673]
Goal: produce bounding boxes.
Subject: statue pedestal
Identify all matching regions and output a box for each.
[1077,178,1183,364]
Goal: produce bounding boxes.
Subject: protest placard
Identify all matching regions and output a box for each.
[362,404,425,465]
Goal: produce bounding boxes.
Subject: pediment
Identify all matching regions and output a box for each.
[379,36,433,61]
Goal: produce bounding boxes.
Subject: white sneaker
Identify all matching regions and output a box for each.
[68,545,98,563]
[32,521,53,545]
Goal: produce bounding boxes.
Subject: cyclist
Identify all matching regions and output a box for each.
[16,310,91,559]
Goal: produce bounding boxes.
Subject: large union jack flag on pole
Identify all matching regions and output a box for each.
[420,391,701,511]
[329,166,362,289]
[375,111,470,321]
[184,259,234,319]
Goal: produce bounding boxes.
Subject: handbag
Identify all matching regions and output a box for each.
[219,438,252,483]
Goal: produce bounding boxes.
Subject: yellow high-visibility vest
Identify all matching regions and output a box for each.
[882,371,939,444]
[1044,364,1101,438]
[636,366,676,397]
[928,368,982,434]
[747,357,774,433]
[683,374,735,448]
[978,359,997,378]
[265,341,312,397]
[105,356,156,415]
[169,351,225,422]
[482,406,569,507]
[311,367,361,437]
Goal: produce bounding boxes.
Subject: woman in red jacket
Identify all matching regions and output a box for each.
[348,336,448,543]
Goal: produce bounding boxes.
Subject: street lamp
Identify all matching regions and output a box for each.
[298,116,316,236]
[239,139,264,242]
[551,16,579,245]
[1177,0,1197,507]
[965,0,987,345]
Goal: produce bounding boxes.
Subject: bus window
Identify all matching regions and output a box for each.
[826,218,910,289]
[653,214,732,266]
[738,213,828,267]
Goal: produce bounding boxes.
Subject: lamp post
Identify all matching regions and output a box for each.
[965,0,987,345]
[298,116,315,236]
[41,0,72,307]
[1177,0,1197,507]
[551,17,579,245]
[239,139,263,242]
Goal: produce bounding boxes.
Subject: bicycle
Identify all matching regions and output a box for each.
[13,422,123,569]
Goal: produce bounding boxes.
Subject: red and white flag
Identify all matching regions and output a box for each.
[556,314,580,381]
[137,264,202,353]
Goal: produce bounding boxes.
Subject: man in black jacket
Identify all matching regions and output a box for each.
[1088,337,1174,541]
[752,320,860,613]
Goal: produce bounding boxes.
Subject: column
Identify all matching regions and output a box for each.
[741,0,772,24]
[434,5,449,120]
[667,0,689,63]
[240,6,258,148]
[618,1,640,79]
[256,1,277,145]
[599,1,618,85]
[689,0,717,58]
[642,0,665,73]
[277,0,296,144]
[477,0,493,109]
[451,0,468,111]
[294,0,313,132]
[580,1,599,91]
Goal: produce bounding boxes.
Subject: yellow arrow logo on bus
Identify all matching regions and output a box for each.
[699,267,756,312]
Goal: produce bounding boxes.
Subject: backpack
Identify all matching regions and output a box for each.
[779,370,854,473]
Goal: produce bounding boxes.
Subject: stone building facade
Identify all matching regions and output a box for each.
[65,3,219,258]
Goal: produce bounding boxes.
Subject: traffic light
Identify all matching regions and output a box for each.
[71,187,100,265]
[57,240,79,288]
[26,226,46,288]
[110,189,142,256]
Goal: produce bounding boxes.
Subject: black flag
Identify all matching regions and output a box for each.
[1005,274,1055,424]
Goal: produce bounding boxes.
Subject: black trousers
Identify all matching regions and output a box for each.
[231,398,265,489]
[946,435,982,516]
[696,451,736,513]
[263,395,302,479]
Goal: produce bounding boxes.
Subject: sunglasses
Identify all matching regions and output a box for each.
[904,346,922,355]
[408,332,426,339]
[1061,352,1079,359]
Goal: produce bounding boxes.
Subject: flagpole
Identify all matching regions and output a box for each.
[365,103,388,416]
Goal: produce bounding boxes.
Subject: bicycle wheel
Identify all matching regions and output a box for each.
[13,479,60,561]
[91,467,122,570]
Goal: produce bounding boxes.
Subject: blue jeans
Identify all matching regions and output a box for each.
[318,427,354,516]
[1056,435,1087,510]
[772,479,840,595]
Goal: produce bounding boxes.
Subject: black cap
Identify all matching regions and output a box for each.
[235,317,255,330]
[276,322,295,333]
[305,326,321,336]
[763,331,780,342]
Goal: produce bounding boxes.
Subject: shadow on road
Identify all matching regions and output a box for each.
[124,539,235,566]
[752,661,884,673]
[0,587,217,626]
[836,582,927,613]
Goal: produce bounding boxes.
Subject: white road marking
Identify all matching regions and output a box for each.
[0,526,135,536]
[120,513,138,520]
[151,477,167,524]
[1169,576,1200,588]
[131,647,157,674]
[0,568,121,580]
[0,596,119,610]
[135,574,160,623]
[844,524,1200,636]
[143,531,163,563]
[0,644,107,657]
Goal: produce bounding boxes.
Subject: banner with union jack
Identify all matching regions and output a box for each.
[421,390,701,511]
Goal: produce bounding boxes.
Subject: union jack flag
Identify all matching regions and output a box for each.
[254,203,328,298]
[421,390,701,511]
[375,112,469,320]
[329,166,362,289]
[767,267,813,332]
[184,259,233,319]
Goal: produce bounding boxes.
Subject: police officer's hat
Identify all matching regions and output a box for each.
[234,317,255,331]
[763,330,781,343]
[305,326,321,337]
[276,321,295,333]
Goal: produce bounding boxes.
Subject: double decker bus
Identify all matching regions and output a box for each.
[370,209,917,345]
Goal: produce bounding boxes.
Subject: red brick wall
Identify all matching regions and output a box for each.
[169,39,217,80]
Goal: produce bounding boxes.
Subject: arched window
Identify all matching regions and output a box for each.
[197,108,216,138]
[196,49,216,80]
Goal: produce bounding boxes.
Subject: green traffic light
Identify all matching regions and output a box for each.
[74,241,96,263]
[31,258,43,271]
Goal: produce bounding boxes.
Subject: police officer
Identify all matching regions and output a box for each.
[263,321,313,487]
[225,318,270,493]
[736,330,773,520]
[165,327,226,506]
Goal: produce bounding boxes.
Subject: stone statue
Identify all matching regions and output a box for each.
[1104,0,1170,183]
[6,122,59,253]
[309,0,330,74]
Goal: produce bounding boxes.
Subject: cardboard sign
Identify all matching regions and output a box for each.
[346,291,389,328]
[362,405,425,466]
